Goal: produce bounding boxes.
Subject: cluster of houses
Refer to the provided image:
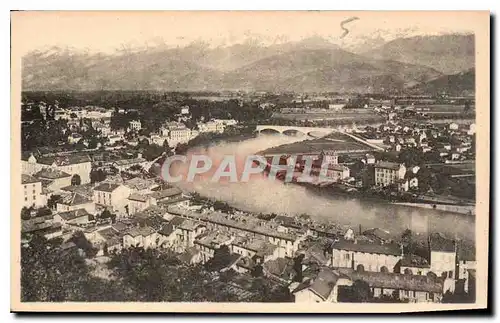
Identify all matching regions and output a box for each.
[21,161,476,304]
[358,122,475,162]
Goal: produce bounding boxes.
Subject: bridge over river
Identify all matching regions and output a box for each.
[255,125,385,151]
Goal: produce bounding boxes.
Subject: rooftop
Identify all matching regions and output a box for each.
[337,268,444,294]
[128,193,150,203]
[113,157,147,167]
[401,254,430,268]
[34,168,71,179]
[195,231,232,249]
[123,177,157,191]
[429,233,456,253]
[167,206,298,241]
[374,161,403,171]
[93,182,121,193]
[60,183,95,198]
[37,154,91,166]
[125,225,156,238]
[57,208,90,221]
[148,187,182,200]
[22,174,40,184]
[292,268,339,301]
[331,238,402,256]
[59,192,93,206]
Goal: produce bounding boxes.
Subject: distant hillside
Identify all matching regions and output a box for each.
[23,34,477,93]
[222,48,442,93]
[362,34,475,75]
[410,68,475,96]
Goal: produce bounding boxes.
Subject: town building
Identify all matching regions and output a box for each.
[331,237,403,273]
[123,226,157,249]
[374,161,407,188]
[93,183,131,216]
[195,231,234,263]
[112,154,148,172]
[21,174,45,208]
[54,208,92,228]
[429,233,457,280]
[56,192,96,214]
[400,254,431,276]
[161,121,192,145]
[33,168,72,192]
[128,120,142,131]
[336,268,454,303]
[22,153,92,184]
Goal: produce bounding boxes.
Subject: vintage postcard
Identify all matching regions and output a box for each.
[11,11,489,313]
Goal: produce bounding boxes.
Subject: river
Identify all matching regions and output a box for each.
[173,134,476,246]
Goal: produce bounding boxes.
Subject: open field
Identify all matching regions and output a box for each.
[259,133,374,156]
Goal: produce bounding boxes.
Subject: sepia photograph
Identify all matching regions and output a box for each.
[10,10,490,313]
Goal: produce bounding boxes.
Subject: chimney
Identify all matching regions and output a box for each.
[359,224,362,235]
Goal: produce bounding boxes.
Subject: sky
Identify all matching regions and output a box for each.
[12,11,476,55]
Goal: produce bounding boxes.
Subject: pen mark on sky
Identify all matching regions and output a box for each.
[340,17,360,39]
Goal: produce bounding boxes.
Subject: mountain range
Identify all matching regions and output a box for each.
[22,33,475,94]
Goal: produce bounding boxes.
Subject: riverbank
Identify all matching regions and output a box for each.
[391,202,475,215]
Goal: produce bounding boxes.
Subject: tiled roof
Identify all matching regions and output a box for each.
[125,225,156,238]
[34,168,71,179]
[60,184,95,198]
[375,161,403,171]
[235,237,277,258]
[337,268,444,294]
[195,231,231,249]
[148,187,182,200]
[167,206,298,242]
[59,192,92,206]
[401,254,430,268]
[22,174,40,184]
[113,157,147,167]
[362,228,393,242]
[179,219,203,231]
[123,177,157,191]
[331,238,402,256]
[128,193,150,202]
[169,216,186,227]
[37,154,91,166]
[93,182,121,192]
[158,223,176,236]
[58,208,90,221]
[293,268,339,301]
[263,257,295,279]
[429,233,456,253]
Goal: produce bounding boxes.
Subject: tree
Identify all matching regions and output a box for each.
[349,280,372,302]
[21,207,32,220]
[90,168,107,184]
[69,231,97,258]
[206,245,231,271]
[162,140,172,155]
[47,194,62,209]
[251,264,263,277]
[71,174,81,186]
[293,254,305,282]
[36,206,52,217]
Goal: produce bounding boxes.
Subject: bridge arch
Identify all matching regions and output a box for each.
[258,128,281,135]
[282,129,306,137]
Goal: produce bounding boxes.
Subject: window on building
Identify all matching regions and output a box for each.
[24,197,27,201]
[344,253,350,260]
